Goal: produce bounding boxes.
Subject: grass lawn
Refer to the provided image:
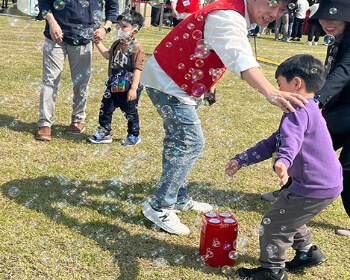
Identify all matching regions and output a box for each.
[0,12,349,280]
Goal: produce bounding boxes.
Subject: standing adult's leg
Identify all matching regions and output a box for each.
[338,136,350,218]
[67,42,92,124]
[38,38,67,128]
[146,88,205,208]
[282,13,289,41]
[275,18,282,40]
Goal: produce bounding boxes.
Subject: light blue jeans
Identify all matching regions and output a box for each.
[146,87,205,208]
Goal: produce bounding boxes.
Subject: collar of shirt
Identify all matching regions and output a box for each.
[244,0,257,30]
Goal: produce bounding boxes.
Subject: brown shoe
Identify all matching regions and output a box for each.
[35,126,51,141]
[65,122,85,134]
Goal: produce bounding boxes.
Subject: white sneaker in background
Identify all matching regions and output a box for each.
[142,203,190,235]
[312,41,318,45]
[303,41,312,45]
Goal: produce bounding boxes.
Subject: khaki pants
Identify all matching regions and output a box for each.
[37,38,92,128]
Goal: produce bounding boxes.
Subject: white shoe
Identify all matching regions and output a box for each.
[175,198,213,212]
[303,41,312,45]
[260,190,280,201]
[142,203,190,235]
[335,228,350,236]
[312,41,318,45]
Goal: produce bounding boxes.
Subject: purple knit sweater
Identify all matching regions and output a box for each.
[233,99,342,199]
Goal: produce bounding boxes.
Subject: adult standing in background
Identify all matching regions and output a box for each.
[275,9,289,41]
[35,0,119,141]
[290,0,309,41]
[310,0,350,237]
[171,0,204,27]
[304,0,322,45]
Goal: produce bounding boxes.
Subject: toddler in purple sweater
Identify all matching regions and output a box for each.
[226,54,343,280]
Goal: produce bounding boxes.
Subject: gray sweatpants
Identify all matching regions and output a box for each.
[259,188,336,268]
[37,38,92,128]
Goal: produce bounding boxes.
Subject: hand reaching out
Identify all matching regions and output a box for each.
[225,159,239,178]
[274,161,288,186]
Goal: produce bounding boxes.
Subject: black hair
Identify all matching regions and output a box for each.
[275,54,326,93]
[117,10,144,30]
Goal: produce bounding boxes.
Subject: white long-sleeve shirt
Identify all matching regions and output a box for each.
[140,3,259,105]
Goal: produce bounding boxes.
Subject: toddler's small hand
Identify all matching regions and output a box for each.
[274,161,288,186]
[225,159,239,178]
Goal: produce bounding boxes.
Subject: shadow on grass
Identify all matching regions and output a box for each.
[2,176,260,279]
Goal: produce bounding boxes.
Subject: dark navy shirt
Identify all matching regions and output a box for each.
[39,0,119,45]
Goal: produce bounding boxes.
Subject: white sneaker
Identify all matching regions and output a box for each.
[312,41,318,45]
[175,198,213,212]
[303,41,312,45]
[142,203,190,235]
[260,190,280,201]
[335,228,350,236]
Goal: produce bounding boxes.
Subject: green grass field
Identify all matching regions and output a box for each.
[0,13,349,280]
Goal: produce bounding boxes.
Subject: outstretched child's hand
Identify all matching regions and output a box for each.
[274,161,288,186]
[127,89,137,102]
[225,159,239,178]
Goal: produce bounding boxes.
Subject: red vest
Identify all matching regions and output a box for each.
[154,0,245,97]
[176,0,200,14]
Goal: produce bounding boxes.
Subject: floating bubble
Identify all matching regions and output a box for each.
[191,83,206,97]
[288,3,296,10]
[212,239,221,247]
[263,218,271,225]
[195,59,204,67]
[324,35,335,46]
[281,225,287,231]
[183,33,189,39]
[122,14,133,25]
[125,72,134,81]
[8,187,20,197]
[239,152,248,160]
[223,242,232,250]
[165,42,172,48]
[117,230,127,239]
[174,254,185,264]
[192,30,203,40]
[161,105,172,114]
[329,7,337,15]
[181,84,188,91]
[191,69,203,82]
[57,198,67,208]
[228,251,238,260]
[279,209,285,214]
[221,265,232,275]
[53,0,65,10]
[197,15,204,21]
[266,244,278,253]
[184,74,191,80]
[269,0,277,7]
[178,63,185,70]
[311,67,318,74]
[300,252,308,260]
[163,19,171,27]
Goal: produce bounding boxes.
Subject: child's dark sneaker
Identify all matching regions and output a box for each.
[121,135,141,146]
[285,245,326,272]
[237,267,288,280]
[86,126,112,144]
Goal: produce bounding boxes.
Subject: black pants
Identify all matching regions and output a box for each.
[323,106,350,218]
[306,23,321,42]
[99,88,142,137]
[291,17,305,39]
